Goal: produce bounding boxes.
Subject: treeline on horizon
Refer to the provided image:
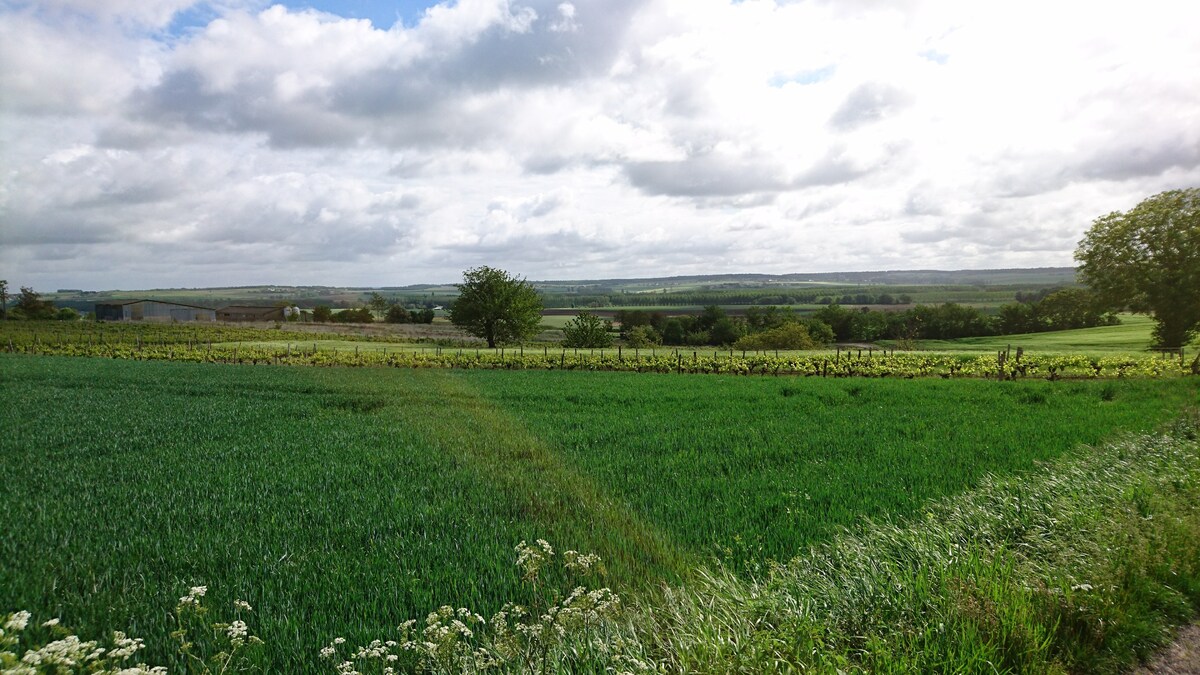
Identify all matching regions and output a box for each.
[287,285,1017,311]
[541,288,916,308]
[613,287,1117,350]
[45,283,1067,314]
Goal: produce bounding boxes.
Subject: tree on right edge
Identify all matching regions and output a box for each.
[449,266,543,348]
[1075,188,1200,348]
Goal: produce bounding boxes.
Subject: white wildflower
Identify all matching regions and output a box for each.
[226,620,248,640]
[5,611,32,631]
[515,540,555,580]
[108,631,145,659]
[233,599,253,612]
[20,635,102,668]
[563,550,602,574]
[178,586,207,607]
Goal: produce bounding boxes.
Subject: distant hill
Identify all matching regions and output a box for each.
[532,268,1077,290]
[44,267,1078,312]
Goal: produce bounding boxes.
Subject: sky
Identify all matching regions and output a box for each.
[2,0,1199,290]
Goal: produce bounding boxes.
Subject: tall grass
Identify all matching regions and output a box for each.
[614,413,1200,673]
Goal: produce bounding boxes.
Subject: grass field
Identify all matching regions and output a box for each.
[542,304,828,315]
[537,314,578,329]
[909,314,1200,354]
[2,355,1198,670]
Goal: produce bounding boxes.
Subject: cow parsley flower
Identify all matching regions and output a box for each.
[226,621,248,641]
[5,611,31,631]
[178,586,207,607]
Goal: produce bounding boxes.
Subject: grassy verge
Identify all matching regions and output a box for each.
[615,413,1200,673]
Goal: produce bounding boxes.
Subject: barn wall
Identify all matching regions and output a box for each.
[94,302,215,322]
[137,302,215,322]
[94,304,125,321]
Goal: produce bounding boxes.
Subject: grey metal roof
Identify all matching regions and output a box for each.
[96,299,216,310]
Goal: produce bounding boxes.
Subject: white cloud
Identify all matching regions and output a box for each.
[0,12,151,114]
[2,0,1199,289]
[15,0,202,28]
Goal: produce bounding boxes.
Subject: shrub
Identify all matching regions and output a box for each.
[624,325,662,348]
[660,319,687,345]
[734,322,818,351]
[709,318,743,346]
[799,318,835,345]
[385,304,410,324]
[12,287,56,321]
[333,307,374,323]
[562,312,614,348]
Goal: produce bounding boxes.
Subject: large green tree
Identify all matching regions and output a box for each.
[449,266,543,348]
[1075,188,1200,348]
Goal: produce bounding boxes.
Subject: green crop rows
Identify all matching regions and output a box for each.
[3,329,1193,379]
[2,355,1198,670]
[0,320,388,347]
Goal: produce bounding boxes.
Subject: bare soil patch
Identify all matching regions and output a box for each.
[1133,625,1200,675]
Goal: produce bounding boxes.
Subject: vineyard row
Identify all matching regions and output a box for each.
[5,339,1195,379]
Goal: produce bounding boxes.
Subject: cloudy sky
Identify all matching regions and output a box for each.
[2,0,1198,290]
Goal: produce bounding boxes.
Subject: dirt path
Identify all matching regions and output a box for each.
[1133,625,1200,674]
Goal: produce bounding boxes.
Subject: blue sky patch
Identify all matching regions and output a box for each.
[770,64,836,87]
[276,0,439,28]
[919,49,949,65]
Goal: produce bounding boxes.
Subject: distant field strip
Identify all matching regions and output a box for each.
[912,314,1200,353]
[2,355,1198,670]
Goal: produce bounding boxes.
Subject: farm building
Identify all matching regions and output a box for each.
[94,300,216,322]
[217,305,287,322]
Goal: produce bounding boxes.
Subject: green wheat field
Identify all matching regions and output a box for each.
[2,354,1197,670]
